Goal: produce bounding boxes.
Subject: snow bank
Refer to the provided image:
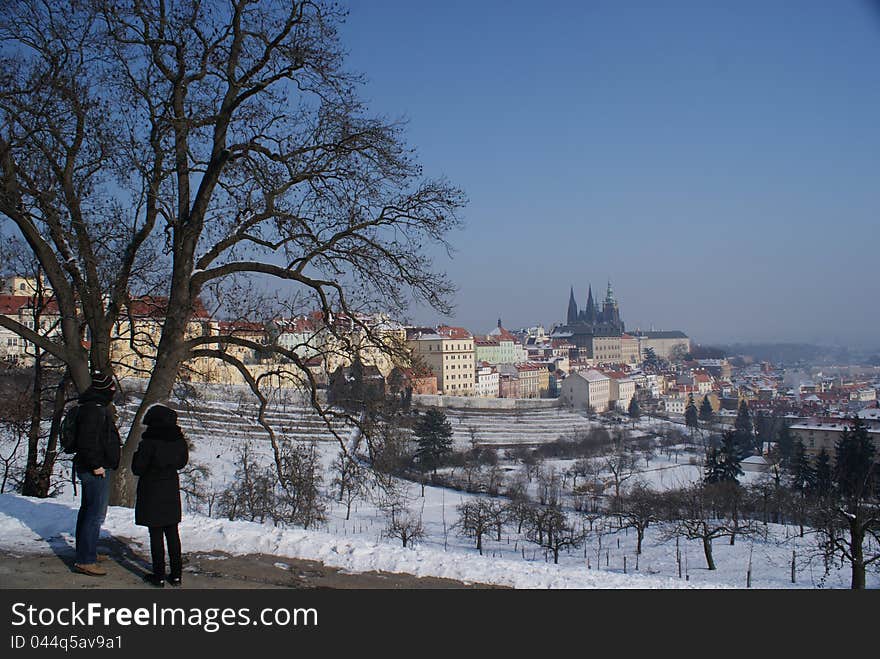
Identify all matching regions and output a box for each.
[0,493,714,589]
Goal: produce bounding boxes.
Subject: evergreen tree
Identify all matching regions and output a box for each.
[815,415,880,589]
[685,394,699,436]
[698,396,714,427]
[704,430,744,484]
[733,399,754,454]
[788,439,814,492]
[413,408,454,474]
[812,448,833,497]
[703,447,723,484]
[754,410,776,448]
[775,424,795,469]
[627,396,640,428]
[834,416,877,501]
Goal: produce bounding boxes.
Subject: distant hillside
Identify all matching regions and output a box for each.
[716,343,856,365]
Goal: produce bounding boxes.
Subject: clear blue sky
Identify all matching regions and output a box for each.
[339,0,880,348]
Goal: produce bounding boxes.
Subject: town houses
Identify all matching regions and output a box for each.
[3,275,879,423]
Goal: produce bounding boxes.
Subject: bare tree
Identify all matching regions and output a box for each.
[616,483,659,554]
[0,388,28,492]
[536,466,562,506]
[807,418,880,589]
[503,474,532,534]
[1,1,465,506]
[331,450,364,521]
[659,484,764,571]
[217,442,274,523]
[274,440,327,529]
[526,504,584,564]
[179,460,212,515]
[603,450,638,504]
[455,499,503,556]
[380,487,424,549]
[570,457,601,494]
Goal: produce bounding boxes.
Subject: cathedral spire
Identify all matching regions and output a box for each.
[585,284,595,323]
[566,286,578,325]
[606,280,615,304]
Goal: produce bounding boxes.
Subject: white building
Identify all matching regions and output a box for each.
[609,376,636,411]
[475,363,500,398]
[559,369,611,413]
[663,397,687,416]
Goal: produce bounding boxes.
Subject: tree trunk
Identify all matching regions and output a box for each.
[22,371,67,497]
[702,535,716,570]
[849,519,865,590]
[110,348,183,506]
[21,350,44,497]
[637,527,644,555]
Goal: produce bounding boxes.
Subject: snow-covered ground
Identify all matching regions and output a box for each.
[0,386,876,589]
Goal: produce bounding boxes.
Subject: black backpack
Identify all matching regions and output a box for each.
[59,405,81,454]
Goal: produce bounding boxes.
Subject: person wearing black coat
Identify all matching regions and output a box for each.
[73,371,121,577]
[131,404,189,587]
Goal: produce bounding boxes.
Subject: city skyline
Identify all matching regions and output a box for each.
[341,1,880,349]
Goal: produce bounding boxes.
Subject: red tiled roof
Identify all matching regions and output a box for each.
[125,295,210,319]
[0,294,61,315]
[0,295,33,315]
[515,363,541,372]
[401,364,435,378]
[437,325,472,340]
[218,320,267,334]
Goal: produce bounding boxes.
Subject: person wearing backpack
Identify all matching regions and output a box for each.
[132,404,189,587]
[72,371,121,577]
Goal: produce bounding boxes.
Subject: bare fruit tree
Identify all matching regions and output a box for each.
[455,499,504,556]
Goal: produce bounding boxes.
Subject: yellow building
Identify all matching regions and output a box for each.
[406,325,475,396]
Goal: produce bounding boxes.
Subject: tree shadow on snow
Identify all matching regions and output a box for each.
[0,495,151,579]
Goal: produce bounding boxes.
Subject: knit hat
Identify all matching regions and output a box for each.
[143,404,178,428]
[90,371,115,391]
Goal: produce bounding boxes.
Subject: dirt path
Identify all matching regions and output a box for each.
[0,537,498,589]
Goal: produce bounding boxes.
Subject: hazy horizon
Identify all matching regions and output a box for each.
[340,1,880,349]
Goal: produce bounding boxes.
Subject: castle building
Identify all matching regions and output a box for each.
[556,281,689,363]
[566,282,624,333]
[555,282,625,361]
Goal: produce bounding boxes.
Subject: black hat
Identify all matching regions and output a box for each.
[143,404,178,427]
[90,371,115,391]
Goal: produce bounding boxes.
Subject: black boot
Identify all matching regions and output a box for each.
[167,575,182,587]
[142,573,165,588]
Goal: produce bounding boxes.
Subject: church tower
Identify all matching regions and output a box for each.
[602,280,621,328]
[566,286,579,325]
[583,284,596,324]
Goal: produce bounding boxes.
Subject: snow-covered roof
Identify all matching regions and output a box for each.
[573,369,610,383]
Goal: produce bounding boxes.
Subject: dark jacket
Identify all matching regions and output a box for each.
[73,388,121,472]
[132,416,189,528]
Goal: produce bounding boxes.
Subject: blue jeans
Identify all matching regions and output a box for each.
[75,469,112,564]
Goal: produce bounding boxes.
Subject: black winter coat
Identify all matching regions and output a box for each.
[132,424,189,528]
[73,389,121,472]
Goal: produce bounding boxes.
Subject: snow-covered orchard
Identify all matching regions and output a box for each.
[0,381,876,589]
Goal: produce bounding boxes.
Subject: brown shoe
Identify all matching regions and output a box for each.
[74,563,107,576]
[96,553,111,563]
